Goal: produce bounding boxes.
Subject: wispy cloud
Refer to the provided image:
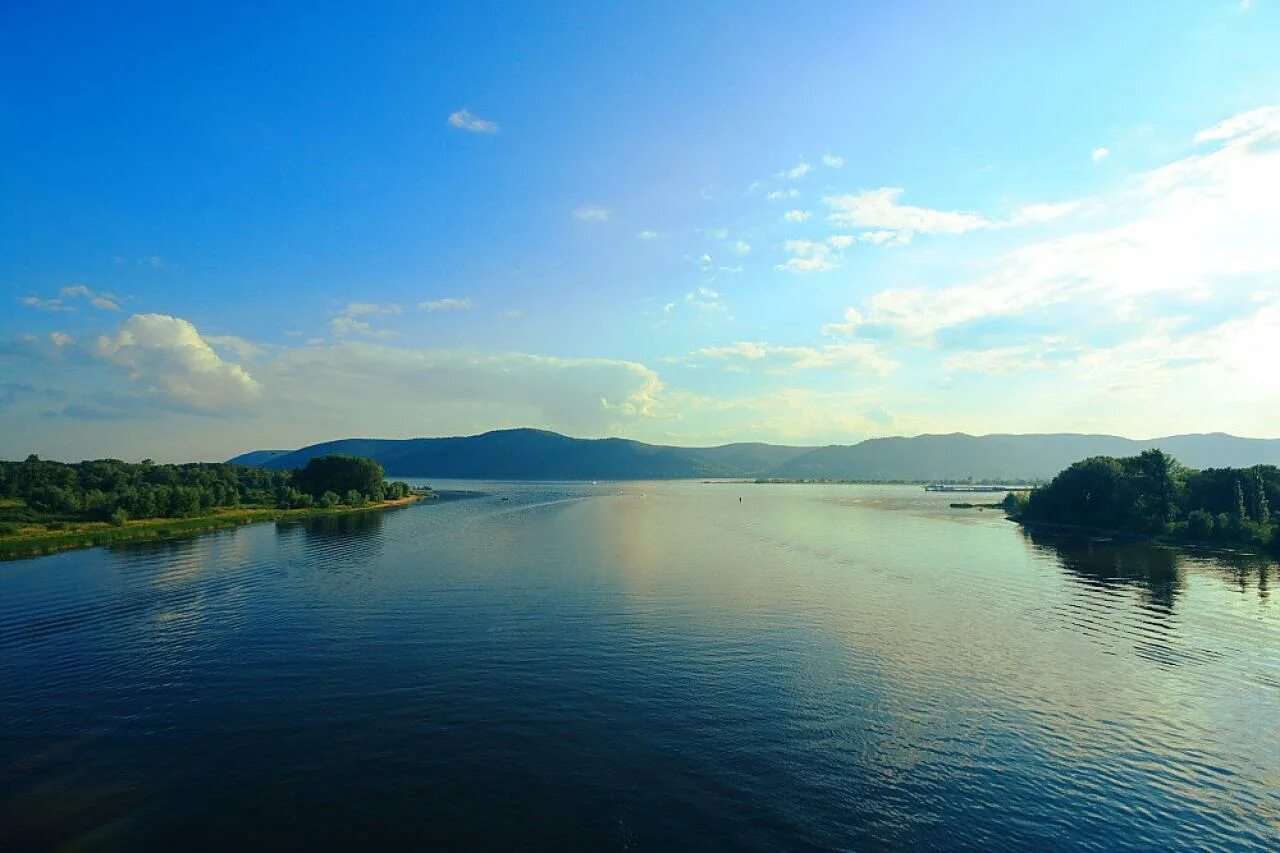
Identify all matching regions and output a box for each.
[22,284,121,312]
[822,153,844,168]
[828,105,1280,345]
[20,296,72,311]
[448,108,499,133]
[1091,146,1110,164]
[778,161,811,180]
[419,297,473,311]
[332,302,401,338]
[681,340,895,375]
[783,209,811,222]
[823,188,990,243]
[573,205,611,222]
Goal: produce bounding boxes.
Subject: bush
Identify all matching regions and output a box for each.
[343,489,367,507]
[109,508,129,527]
[318,491,340,509]
[0,522,18,536]
[45,521,67,531]
[1186,509,1215,540]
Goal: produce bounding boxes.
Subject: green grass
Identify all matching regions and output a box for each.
[0,495,424,561]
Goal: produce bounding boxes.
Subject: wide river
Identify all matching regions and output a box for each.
[1,482,1276,849]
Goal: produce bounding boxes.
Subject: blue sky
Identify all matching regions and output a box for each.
[3,1,1280,460]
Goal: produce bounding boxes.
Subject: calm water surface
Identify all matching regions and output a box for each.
[1,482,1276,850]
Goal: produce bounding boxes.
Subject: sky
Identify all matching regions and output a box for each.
[3,1,1280,461]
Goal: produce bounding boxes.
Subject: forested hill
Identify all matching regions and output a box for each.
[228,429,1280,481]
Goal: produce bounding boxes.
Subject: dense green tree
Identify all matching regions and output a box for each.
[293,455,385,500]
[1018,453,1277,548]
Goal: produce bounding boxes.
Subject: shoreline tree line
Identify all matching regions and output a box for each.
[1004,449,1278,553]
[0,454,412,528]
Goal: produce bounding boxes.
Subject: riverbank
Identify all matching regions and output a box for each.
[0,494,426,561]
[1012,516,1276,559]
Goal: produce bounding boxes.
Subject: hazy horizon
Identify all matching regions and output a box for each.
[4,2,1280,461]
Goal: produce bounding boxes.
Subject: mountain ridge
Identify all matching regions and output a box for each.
[228,429,1280,481]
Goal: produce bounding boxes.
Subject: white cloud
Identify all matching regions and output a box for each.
[419,297,473,311]
[50,332,73,347]
[776,239,839,274]
[266,342,668,431]
[827,234,856,249]
[330,303,401,338]
[783,209,811,222]
[342,302,401,317]
[573,205,611,222]
[821,308,865,338]
[206,335,266,361]
[778,161,811,180]
[21,285,121,312]
[1009,201,1081,225]
[838,105,1280,341]
[682,340,895,375]
[93,314,262,410]
[685,285,724,312]
[21,296,71,311]
[636,229,659,239]
[1092,147,1110,164]
[730,240,751,255]
[822,153,844,168]
[823,188,991,243]
[858,230,900,245]
[767,188,800,200]
[448,108,499,133]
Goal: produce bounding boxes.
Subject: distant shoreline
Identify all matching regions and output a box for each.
[0,495,425,562]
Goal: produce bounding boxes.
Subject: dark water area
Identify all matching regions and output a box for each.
[1,482,1276,850]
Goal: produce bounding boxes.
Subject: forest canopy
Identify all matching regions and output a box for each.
[0,454,411,524]
[1005,449,1278,552]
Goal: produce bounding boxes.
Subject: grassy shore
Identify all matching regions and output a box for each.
[0,495,425,561]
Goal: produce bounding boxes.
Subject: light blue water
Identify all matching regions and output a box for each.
[1,482,1276,849]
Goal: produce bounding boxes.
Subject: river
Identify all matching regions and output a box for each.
[1,482,1275,849]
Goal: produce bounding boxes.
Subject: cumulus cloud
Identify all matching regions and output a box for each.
[823,188,991,243]
[821,308,865,338]
[264,342,668,432]
[448,108,499,133]
[775,239,839,273]
[573,205,611,222]
[93,314,262,411]
[419,297,473,311]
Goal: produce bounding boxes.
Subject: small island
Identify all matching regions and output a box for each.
[0,453,427,560]
[1004,449,1280,556]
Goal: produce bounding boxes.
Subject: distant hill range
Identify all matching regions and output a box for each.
[227,429,1280,482]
